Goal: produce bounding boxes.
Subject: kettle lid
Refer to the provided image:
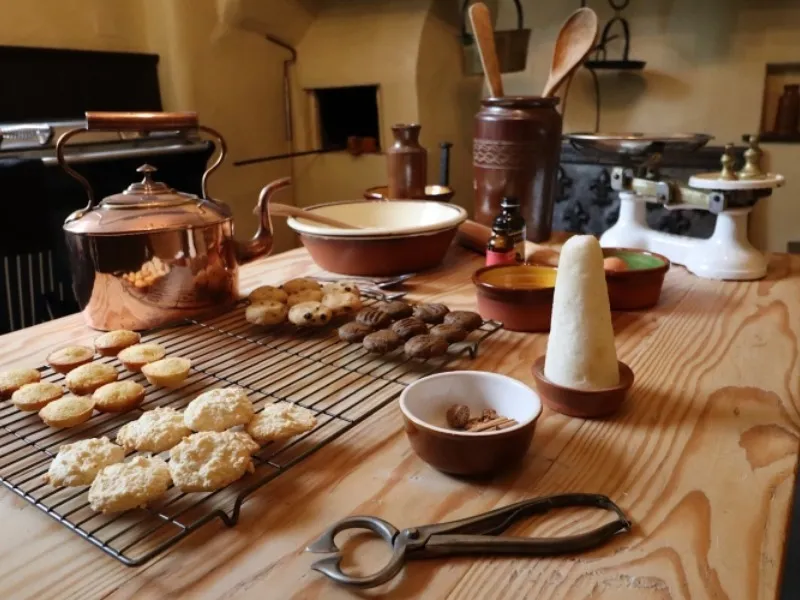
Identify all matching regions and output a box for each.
[64,164,230,235]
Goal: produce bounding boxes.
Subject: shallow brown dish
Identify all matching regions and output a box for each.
[531,355,634,418]
[399,371,542,476]
[472,264,557,332]
[603,248,669,310]
[364,184,455,202]
[288,200,467,277]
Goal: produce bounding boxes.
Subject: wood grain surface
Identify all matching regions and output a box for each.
[0,246,798,600]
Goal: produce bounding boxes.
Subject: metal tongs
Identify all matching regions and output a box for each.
[306,493,631,589]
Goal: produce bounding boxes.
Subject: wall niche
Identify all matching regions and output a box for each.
[759,63,800,143]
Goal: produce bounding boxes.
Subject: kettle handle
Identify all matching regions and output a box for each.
[55,111,228,215]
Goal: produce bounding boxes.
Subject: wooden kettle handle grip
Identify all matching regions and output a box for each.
[85,111,199,131]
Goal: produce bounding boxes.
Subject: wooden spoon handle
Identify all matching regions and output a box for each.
[269,203,360,229]
[469,3,504,98]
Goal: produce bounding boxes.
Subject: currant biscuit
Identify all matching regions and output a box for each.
[245,301,288,327]
[322,281,360,296]
[287,289,324,307]
[45,437,125,487]
[288,302,333,327]
[282,278,320,295]
[248,285,288,304]
[321,292,363,317]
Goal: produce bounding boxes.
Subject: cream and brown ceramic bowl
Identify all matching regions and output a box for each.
[287,200,467,276]
[399,371,542,476]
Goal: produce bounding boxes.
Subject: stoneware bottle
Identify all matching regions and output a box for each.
[387,124,427,199]
[774,84,800,136]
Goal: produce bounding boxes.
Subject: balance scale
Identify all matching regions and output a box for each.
[567,133,785,280]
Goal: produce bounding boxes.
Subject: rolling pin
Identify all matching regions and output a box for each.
[456,220,561,267]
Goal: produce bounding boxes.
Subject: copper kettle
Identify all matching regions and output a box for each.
[58,111,290,331]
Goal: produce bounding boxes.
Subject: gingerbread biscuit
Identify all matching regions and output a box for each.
[45,437,125,487]
[412,303,450,324]
[288,301,333,327]
[184,387,255,432]
[93,381,146,413]
[246,403,317,445]
[65,362,118,396]
[322,292,363,318]
[363,329,402,354]
[391,317,428,340]
[116,407,191,453]
[88,456,171,513]
[338,322,374,343]
[169,431,259,492]
[117,343,166,372]
[430,323,468,343]
[39,395,95,428]
[287,289,324,307]
[356,307,392,329]
[248,285,288,304]
[404,334,449,359]
[379,300,413,320]
[245,301,288,327]
[322,281,361,296]
[141,357,191,388]
[47,346,94,374]
[12,382,63,411]
[0,368,42,400]
[94,330,141,357]
[282,277,321,295]
[443,310,483,332]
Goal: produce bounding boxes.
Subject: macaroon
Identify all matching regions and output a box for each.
[544,235,619,390]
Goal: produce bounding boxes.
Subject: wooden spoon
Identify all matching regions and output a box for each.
[542,7,599,98]
[268,203,360,229]
[468,3,504,97]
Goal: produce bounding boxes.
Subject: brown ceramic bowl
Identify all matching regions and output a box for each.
[364,184,455,202]
[531,355,634,418]
[603,248,670,310]
[287,200,467,276]
[399,371,542,476]
[473,264,557,332]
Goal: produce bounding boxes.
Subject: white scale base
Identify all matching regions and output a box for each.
[600,192,767,281]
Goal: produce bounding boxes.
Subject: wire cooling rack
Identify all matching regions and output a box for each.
[0,294,501,566]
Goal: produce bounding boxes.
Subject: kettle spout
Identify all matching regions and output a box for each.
[235,176,291,264]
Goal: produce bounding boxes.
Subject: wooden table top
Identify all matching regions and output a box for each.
[0,246,798,600]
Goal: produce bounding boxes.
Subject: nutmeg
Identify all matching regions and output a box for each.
[445,404,470,429]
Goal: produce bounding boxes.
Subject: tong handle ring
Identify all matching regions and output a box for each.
[306,516,408,589]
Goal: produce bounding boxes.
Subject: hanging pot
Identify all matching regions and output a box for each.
[461,0,530,75]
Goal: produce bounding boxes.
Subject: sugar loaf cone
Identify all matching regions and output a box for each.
[544,235,620,389]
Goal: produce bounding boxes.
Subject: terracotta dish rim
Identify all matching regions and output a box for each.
[472,264,558,294]
[602,247,670,278]
[531,355,634,395]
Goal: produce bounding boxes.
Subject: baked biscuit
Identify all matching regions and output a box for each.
[169,431,259,492]
[443,310,483,332]
[65,362,118,396]
[430,323,468,343]
[282,277,321,295]
[12,382,63,411]
[412,303,450,324]
[379,300,413,320]
[45,437,125,487]
[288,301,333,327]
[39,395,95,428]
[404,334,449,359]
[363,330,402,354]
[246,403,317,445]
[245,301,288,326]
[47,346,94,374]
[322,292,363,317]
[322,281,360,296]
[0,368,42,400]
[88,456,171,513]
[93,381,146,413]
[94,330,141,357]
[141,357,191,388]
[287,289,324,307]
[184,387,255,432]
[117,343,166,372]
[391,317,428,340]
[116,407,190,453]
[356,307,392,329]
[338,322,374,343]
[248,285,288,304]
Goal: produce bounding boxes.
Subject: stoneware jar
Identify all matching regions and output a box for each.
[387,123,428,199]
[473,97,562,242]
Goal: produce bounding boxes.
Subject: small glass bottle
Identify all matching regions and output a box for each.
[500,197,527,263]
[486,216,516,267]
